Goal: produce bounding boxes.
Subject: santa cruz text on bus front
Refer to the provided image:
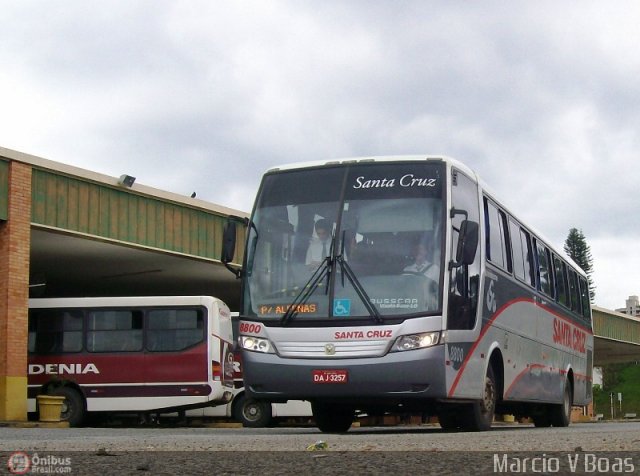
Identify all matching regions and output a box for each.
[352,174,438,189]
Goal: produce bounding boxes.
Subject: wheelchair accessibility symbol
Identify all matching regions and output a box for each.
[333,299,351,316]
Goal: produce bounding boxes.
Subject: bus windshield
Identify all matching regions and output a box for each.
[243,162,445,321]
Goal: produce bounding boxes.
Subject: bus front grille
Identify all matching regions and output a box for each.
[276,339,389,358]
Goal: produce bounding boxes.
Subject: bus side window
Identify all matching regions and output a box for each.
[147,309,205,352]
[29,310,83,354]
[448,169,480,330]
[87,310,143,352]
[511,225,535,288]
[553,255,570,308]
[567,268,581,314]
[535,240,554,299]
[510,220,525,282]
[578,276,591,320]
[484,198,512,272]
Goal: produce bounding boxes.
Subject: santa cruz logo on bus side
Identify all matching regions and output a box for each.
[552,318,587,354]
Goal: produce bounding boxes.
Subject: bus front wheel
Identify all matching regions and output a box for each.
[233,394,273,427]
[437,409,461,430]
[463,365,497,431]
[312,402,353,433]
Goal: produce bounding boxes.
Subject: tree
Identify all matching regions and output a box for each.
[564,228,595,302]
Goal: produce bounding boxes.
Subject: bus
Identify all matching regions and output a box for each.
[27,296,235,426]
[221,155,594,433]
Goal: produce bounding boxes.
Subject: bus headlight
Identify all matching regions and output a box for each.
[239,336,274,354]
[392,332,440,352]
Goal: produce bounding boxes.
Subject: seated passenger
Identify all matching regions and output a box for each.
[305,219,332,267]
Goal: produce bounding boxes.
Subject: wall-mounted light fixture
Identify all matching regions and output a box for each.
[118,174,136,188]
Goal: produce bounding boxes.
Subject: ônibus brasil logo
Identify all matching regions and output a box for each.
[7,452,30,474]
[7,452,72,474]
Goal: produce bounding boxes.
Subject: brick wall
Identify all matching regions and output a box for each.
[0,160,32,420]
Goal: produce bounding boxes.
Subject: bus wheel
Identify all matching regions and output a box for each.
[532,413,551,427]
[464,365,497,431]
[437,408,461,430]
[51,386,85,427]
[312,402,353,433]
[233,394,273,428]
[549,380,572,427]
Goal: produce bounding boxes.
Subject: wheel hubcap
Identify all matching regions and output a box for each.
[483,378,496,415]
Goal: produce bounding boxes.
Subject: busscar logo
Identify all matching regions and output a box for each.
[324,343,336,355]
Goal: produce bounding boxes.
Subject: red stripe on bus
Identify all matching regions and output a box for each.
[447,296,593,398]
[447,297,532,397]
[503,363,546,398]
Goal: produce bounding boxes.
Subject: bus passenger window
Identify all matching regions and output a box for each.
[535,241,554,298]
[510,222,535,288]
[579,277,591,320]
[87,311,143,352]
[484,198,511,272]
[567,269,581,314]
[146,309,205,352]
[521,230,535,286]
[553,256,570,308]
[29,310,83,354]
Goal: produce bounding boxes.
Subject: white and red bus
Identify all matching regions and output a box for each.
[27,296,235,426]
[222,155,594,432]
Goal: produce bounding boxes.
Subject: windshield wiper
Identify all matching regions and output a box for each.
[280,232,383,325]
[280,237,335,325]
[335,235,383,324]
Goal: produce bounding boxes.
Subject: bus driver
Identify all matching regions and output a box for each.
[403,239,439,282]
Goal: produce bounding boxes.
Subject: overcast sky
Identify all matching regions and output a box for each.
[1,1,639,310]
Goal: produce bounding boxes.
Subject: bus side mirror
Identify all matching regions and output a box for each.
[451,220,479,268]
[221,220,237,264]
[221,219,243,279]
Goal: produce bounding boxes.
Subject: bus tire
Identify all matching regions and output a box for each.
[532,413,551,427]
[437,408,461,430]
[463,365,497,431]
[233,394,273,428]
[549,379,572,427]
[312,402,353,433]
[51,386,85,427]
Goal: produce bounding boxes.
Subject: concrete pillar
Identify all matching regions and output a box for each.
[0,161,31,421]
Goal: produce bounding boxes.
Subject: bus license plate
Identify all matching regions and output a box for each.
[312,369,348,384]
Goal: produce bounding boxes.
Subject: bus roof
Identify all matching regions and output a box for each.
[265,154,476,177]
[28,295,226,309]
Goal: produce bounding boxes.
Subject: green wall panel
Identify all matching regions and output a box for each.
[593,309,640,345]
[31,168,245,263]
